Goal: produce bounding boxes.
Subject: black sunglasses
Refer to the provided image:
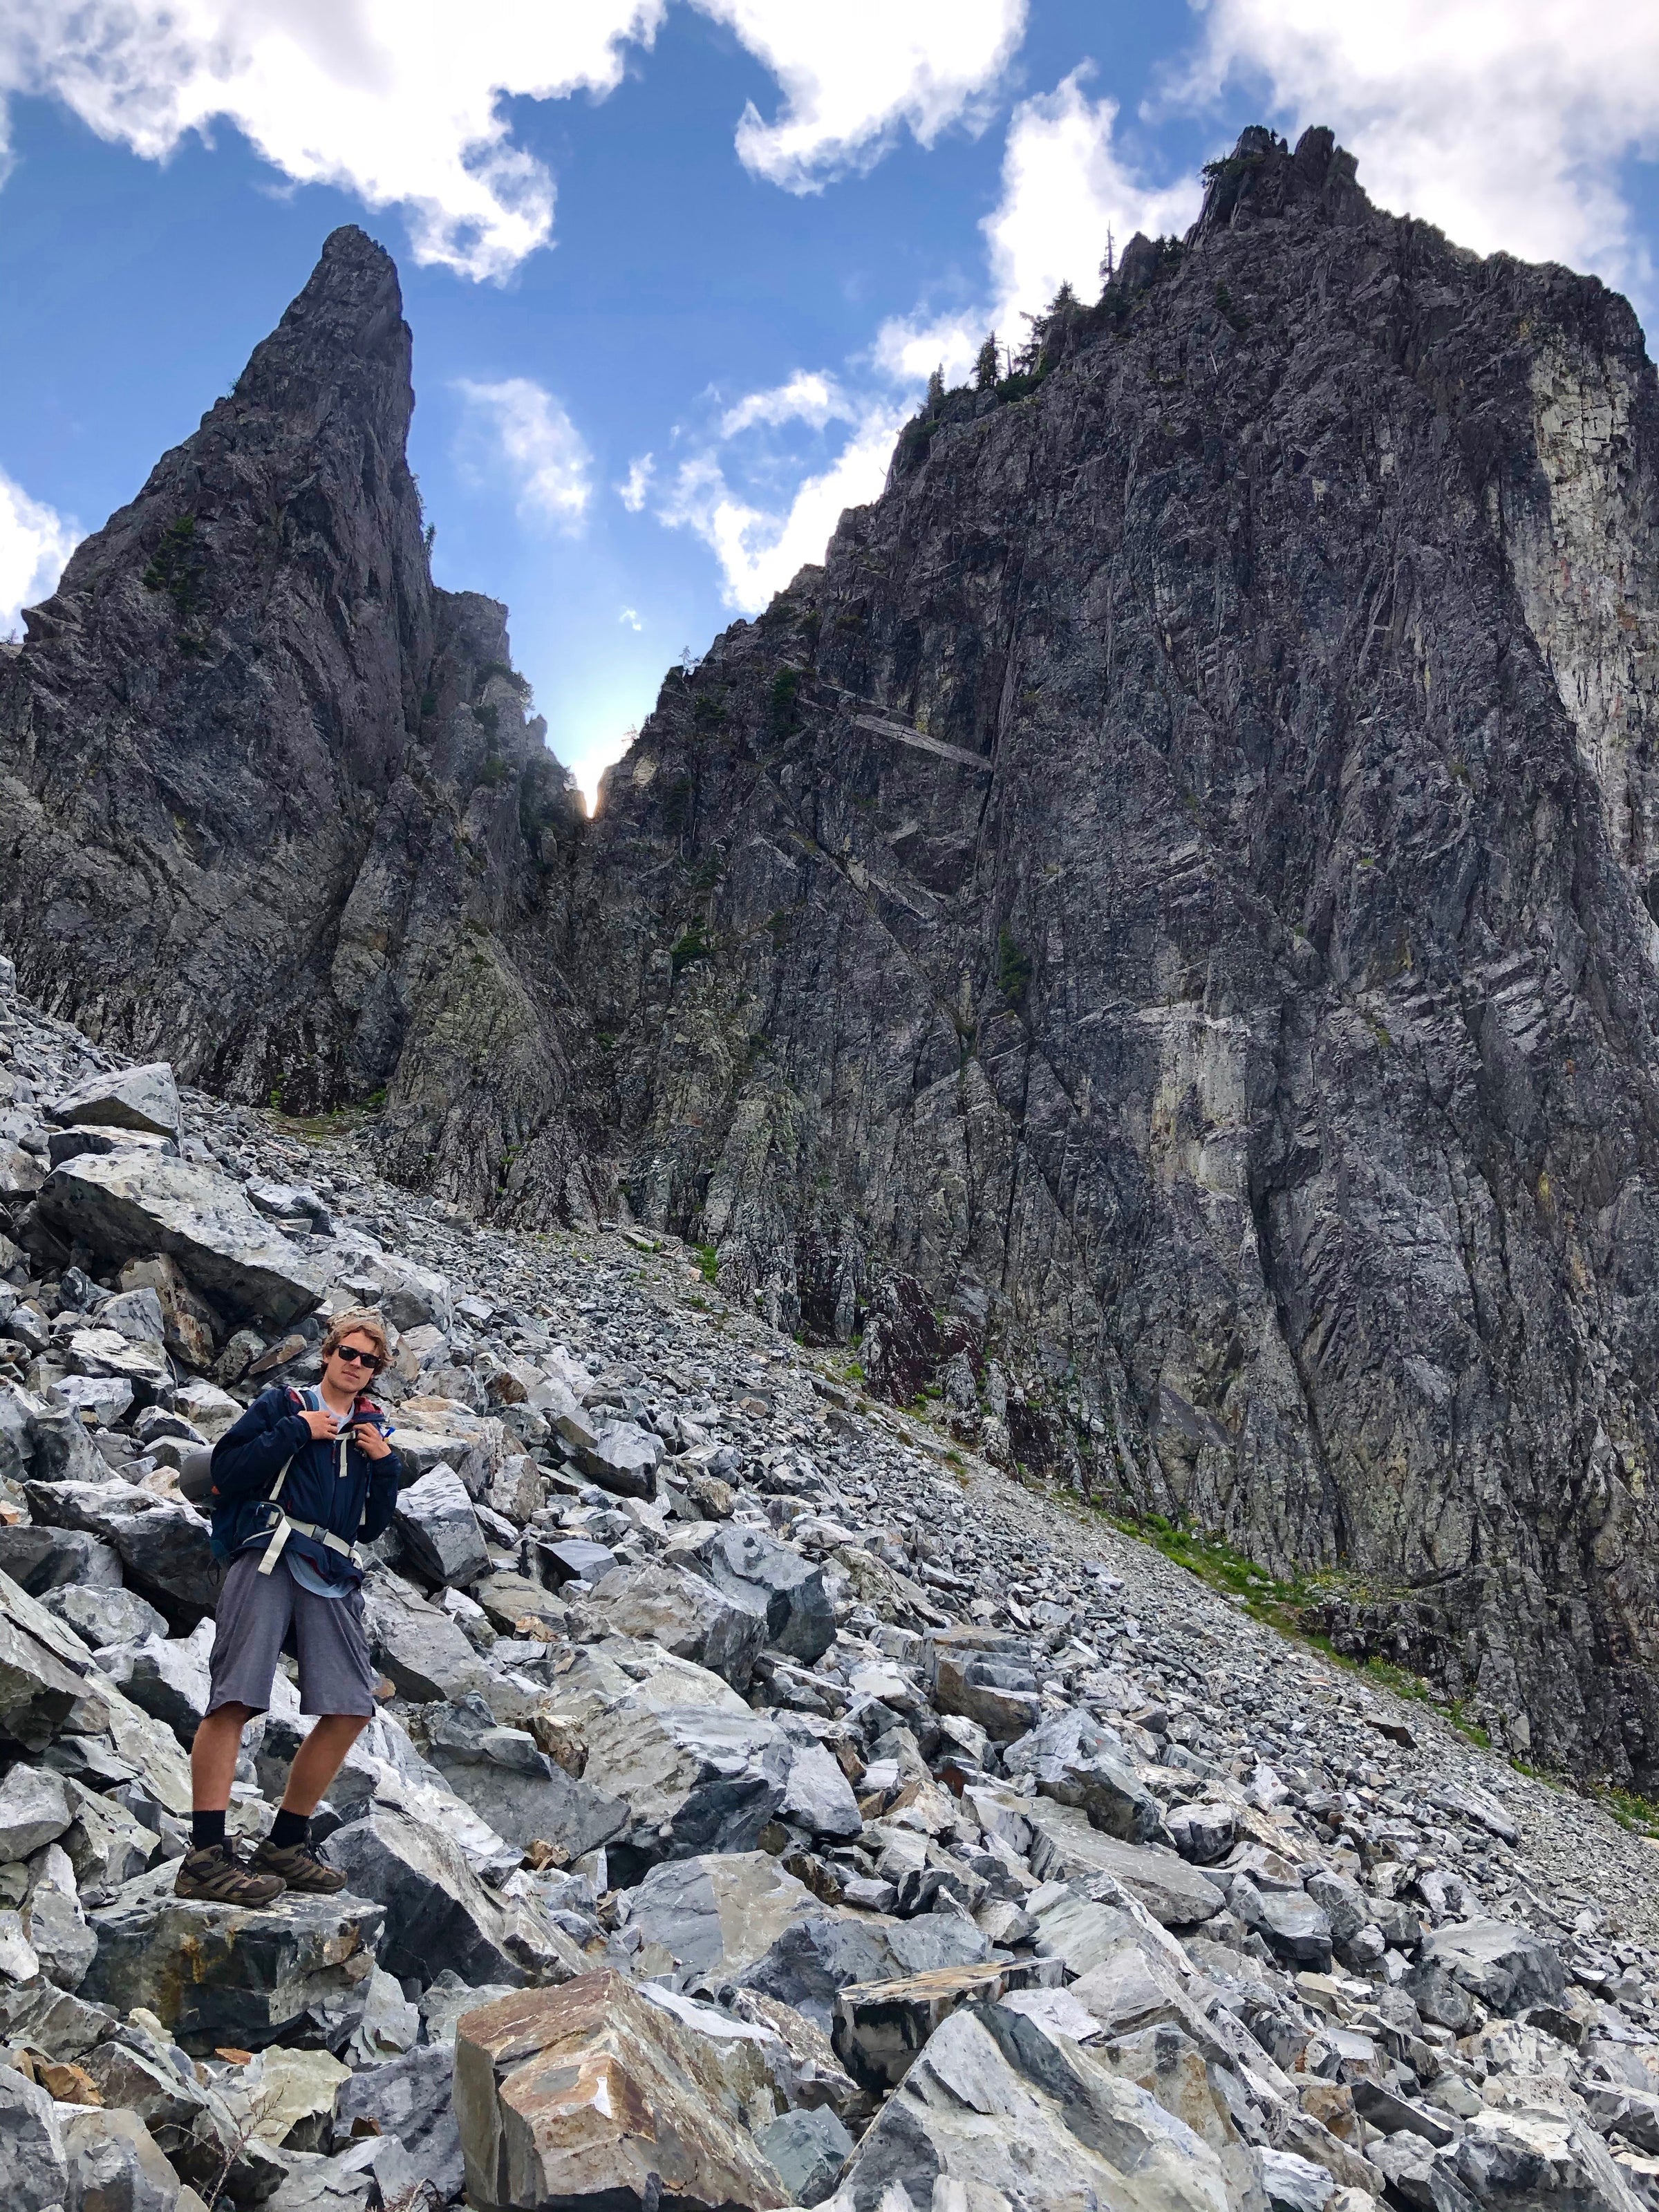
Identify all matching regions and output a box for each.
[332,1344,382,1368]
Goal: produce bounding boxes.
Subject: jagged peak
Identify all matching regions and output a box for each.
[1193,122,1367,238]
[229,224,410,409]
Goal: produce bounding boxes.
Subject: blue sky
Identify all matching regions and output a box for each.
[2,0,1656,804]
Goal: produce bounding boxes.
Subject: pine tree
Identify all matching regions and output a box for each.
[974,333,1000,391]
[925,365,945,413]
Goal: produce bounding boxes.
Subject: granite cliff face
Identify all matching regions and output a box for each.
[7,134,1659,1779]
[575,129,1659,1781]
[0,227,594,1212]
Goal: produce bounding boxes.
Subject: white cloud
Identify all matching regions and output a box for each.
[0,1,664,281]
[617,454,655,512]
[0,0,1029,279]
[619,606,642,630]
[719,371,856,438]
[703,0,1027,190]
[0,467,77,635]
[659,402,906,612]
[875,68,1201,384]
[455,377,592,533]
[654,66,1197,618]
[1183,0,1659,305]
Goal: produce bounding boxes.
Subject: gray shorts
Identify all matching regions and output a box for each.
[207,1552,378,1718]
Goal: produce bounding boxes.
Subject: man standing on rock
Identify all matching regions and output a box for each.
[175,1309,404,1904]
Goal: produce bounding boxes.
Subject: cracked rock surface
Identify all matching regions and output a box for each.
[6,131,1659,1777]
[3,987,1659,2208]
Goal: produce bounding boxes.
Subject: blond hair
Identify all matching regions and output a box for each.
[320,1307,391,1371]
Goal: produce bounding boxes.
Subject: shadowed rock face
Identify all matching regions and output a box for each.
[0,225,594,1212]
[574,127,1659,1777]
[8,131,1659,1775]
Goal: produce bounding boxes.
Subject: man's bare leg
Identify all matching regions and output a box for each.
[191,1701,252,1812]
[176,1702,287,1902]
[279,1714,371,1817]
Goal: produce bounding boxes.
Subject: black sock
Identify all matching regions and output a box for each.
[191,1809,227,1852]
[270,1808,309,1850]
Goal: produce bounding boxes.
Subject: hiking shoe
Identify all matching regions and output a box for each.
[174,1844,286,1906]
[250,1837,347,1894]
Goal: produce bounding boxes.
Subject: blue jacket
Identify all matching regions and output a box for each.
[209,1385,403,1589]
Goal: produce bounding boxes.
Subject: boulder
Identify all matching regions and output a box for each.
[538,1537,619,1588]
[392,1465,489,1588]
[104,1502,223,1617]
[569,1419,662,1498]
[37,1154,326,1329]
[0,1976,121,2062]
[778,1741,863,1841]
[81,1878,384,2052]
[170,1379,243,1441]
[54,1375,135,1427]
[0,1524,125,1596]
[738,1915,908,2034]
[700,1524,836,1665]
[579,1696,793,1884]
[627,1852,821,1980]
[0,1903,41,1977]
[345,1963,420,2065]
[41,1584,167,1647]
[47,1064,180,1139]
[1023,1802,1226,1927]
[453,1971,789,2212]
[886,1915,995,1977]
[472,1571,568,1639]
[832,1956,1064,2090]
[57,1777,158,1891]
[96,1286,169,1344]
[95,1626,214,1744]
[1166,1803,1237,1866]
[118,1262,221,1371]
[62,1327,171,1396]
[1458,2103,1640,2210]
[581,1562,769,1690]
[752,2107,852,2209]
[80,2034,283,2208]
[360,1574,491,1705]
[0,1758,73,1857]
[28,1881,97,1989]
[1,1380,105,1487]
[384,1421,492,1494]
[325,1804,582,1989]
[835,2000,1232,2212]
[1031,1888,1180,1982]
[61,2103,186,2212]
[0,1585,87,1750]
[334,2041,463,2202]
[1067,1943,1235,2070]
[1234,1882,1334,1972]
[0,2062,70,2212]
[1347,2081,1456,2149]
[236,2047,348,2155]
[1258,2150,1337,2212]
[424,1698,628,1857]
[925,1626,1042,1742]
[1002,1707,1165,1844]
[1408,1920,1566,2025]
[263,2141,388,2212]
[329,1247,449,1333]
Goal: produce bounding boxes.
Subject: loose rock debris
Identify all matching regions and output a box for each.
[3,957,1659,2211]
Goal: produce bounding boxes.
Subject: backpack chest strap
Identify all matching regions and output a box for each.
[253,1428,355,1576]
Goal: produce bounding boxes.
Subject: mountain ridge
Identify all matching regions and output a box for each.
[8,130,1659,1779]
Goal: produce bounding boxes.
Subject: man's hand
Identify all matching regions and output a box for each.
[354,1423,393,1461]
[299,1408,340,1441]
